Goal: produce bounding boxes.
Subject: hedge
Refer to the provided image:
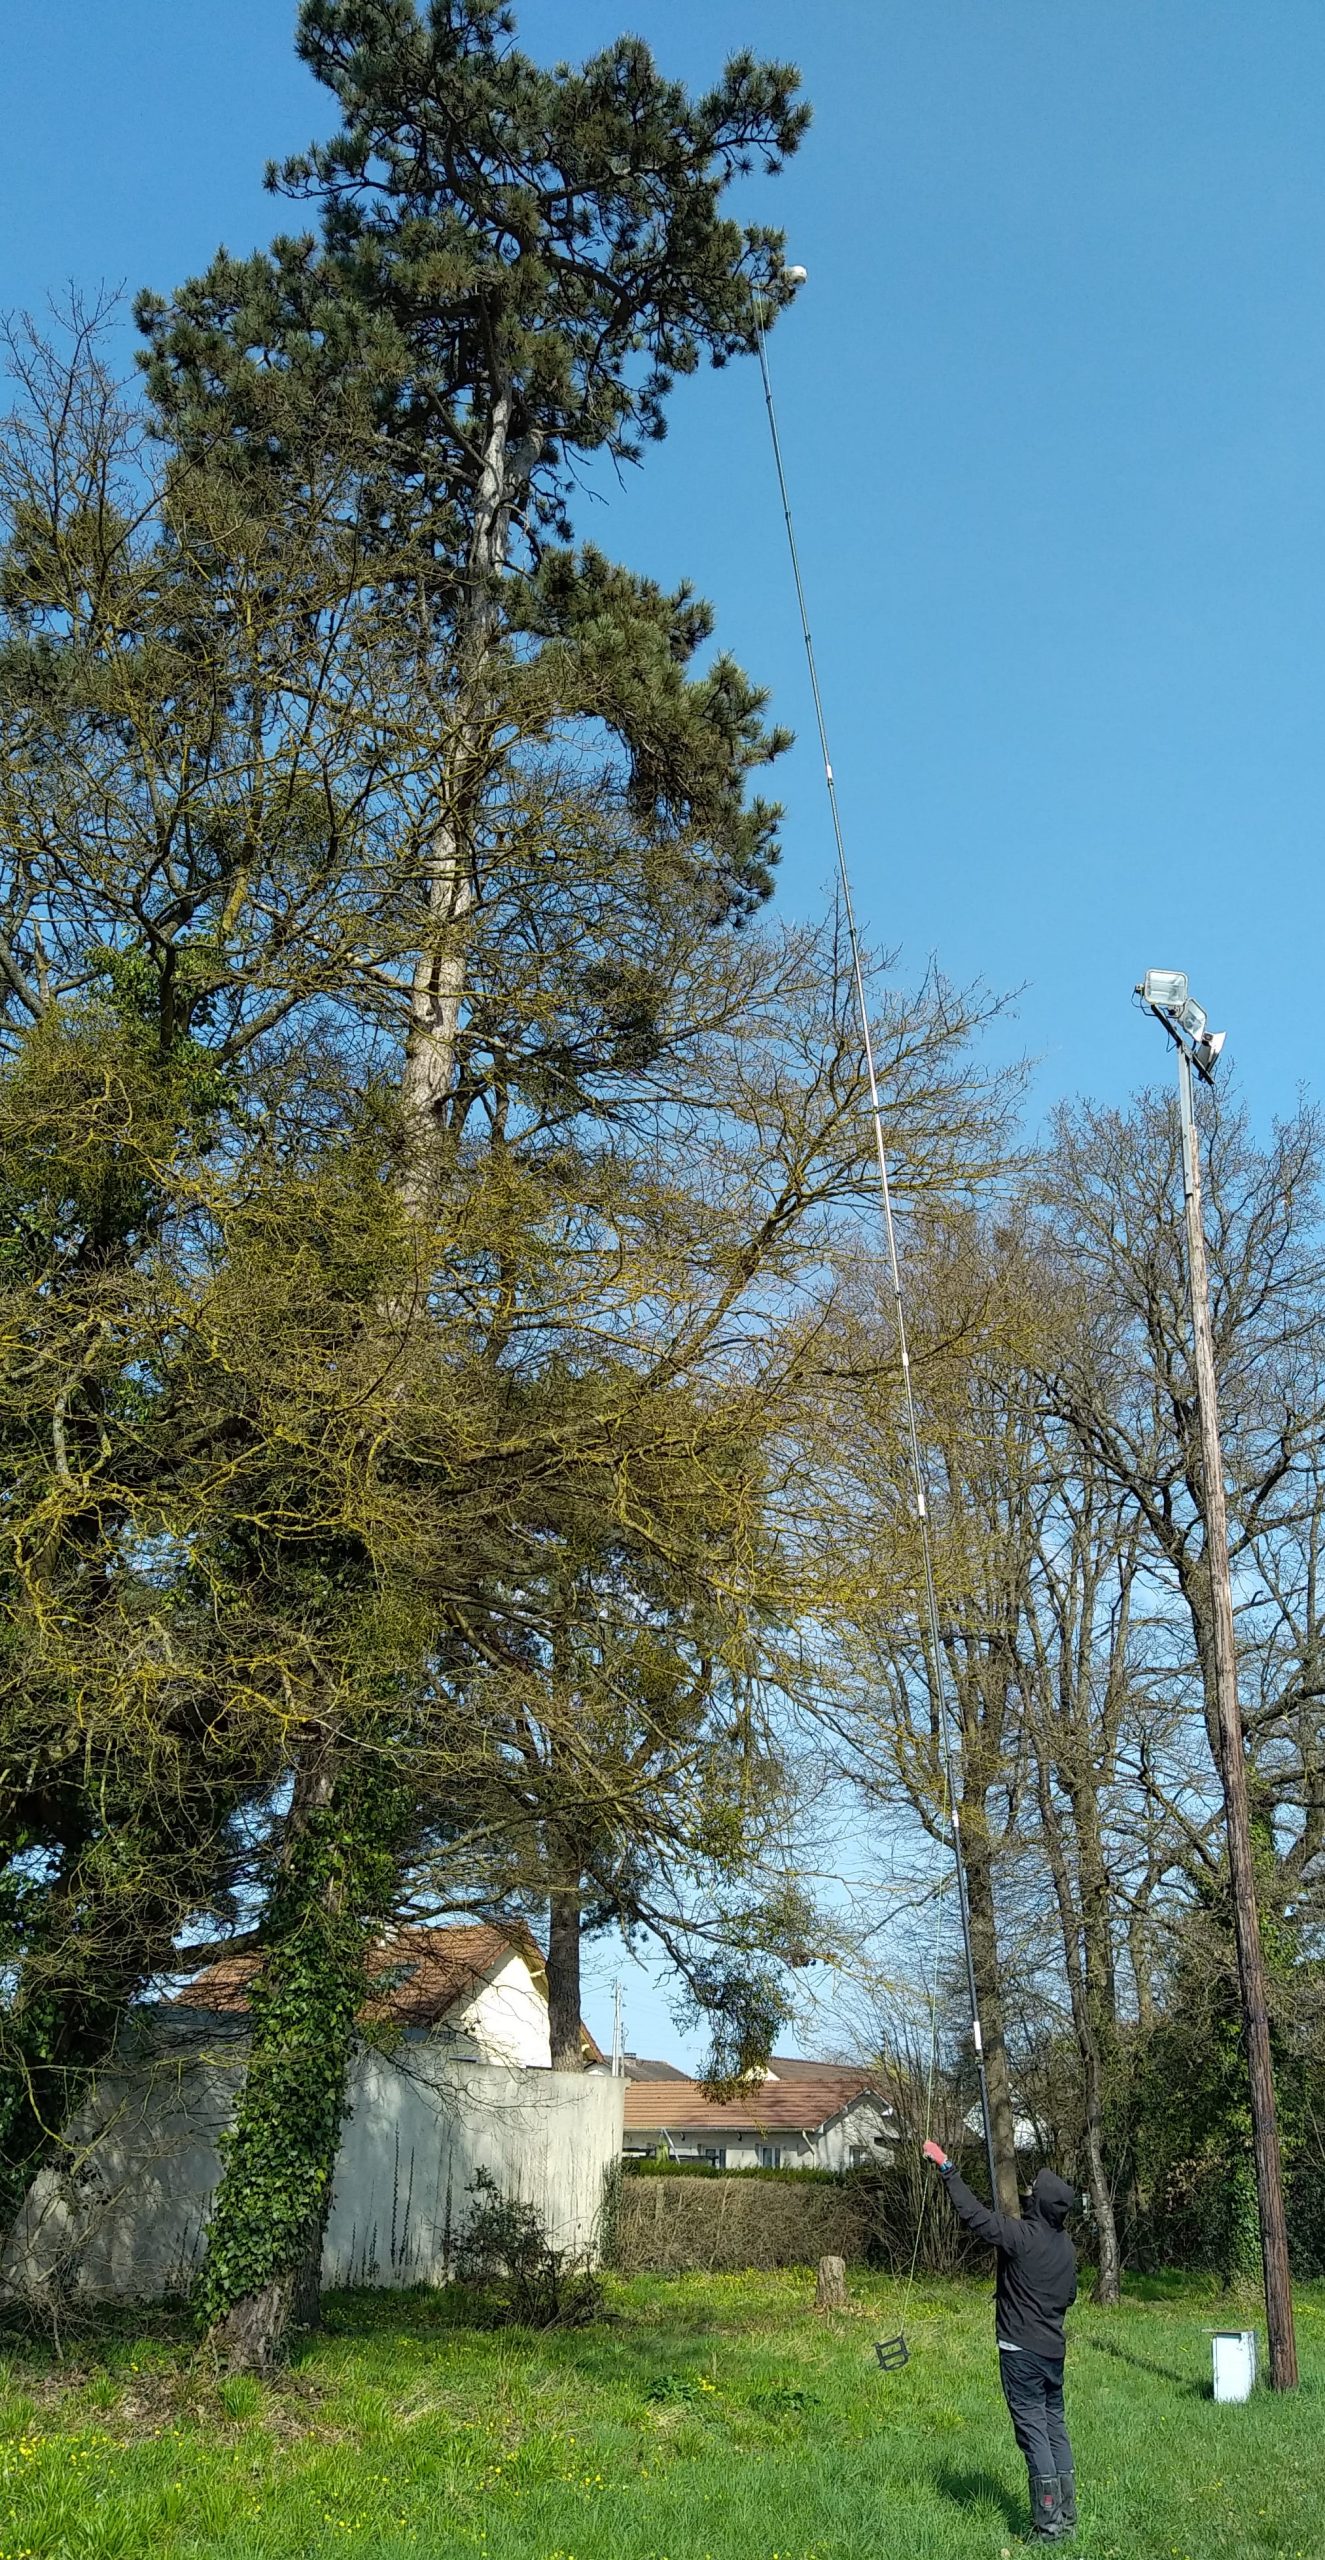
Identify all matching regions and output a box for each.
[609,2159,988,2278]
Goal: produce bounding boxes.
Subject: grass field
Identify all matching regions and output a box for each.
[1,2269,1322,2560]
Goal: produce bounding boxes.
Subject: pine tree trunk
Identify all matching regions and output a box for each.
[197,1749,399,2370]
[210,2214,326,2374]
[399,381,516,1183]
[961,1815,1021,2215]
[547,1882,584,2071]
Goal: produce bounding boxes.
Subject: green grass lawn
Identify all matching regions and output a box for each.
[1,2269,1323,2560]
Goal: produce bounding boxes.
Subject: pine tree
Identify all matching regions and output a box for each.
[138,0,808,1171]
[123,1,816,2368]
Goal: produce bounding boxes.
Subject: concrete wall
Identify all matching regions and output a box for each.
[1,2022,624,2306]
[324,2047,619,2287]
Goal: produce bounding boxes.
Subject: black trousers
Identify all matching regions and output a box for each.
[998,2346,1074,2485]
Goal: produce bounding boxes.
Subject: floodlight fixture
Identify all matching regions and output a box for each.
[1137,968,1188,1012]
[1136,967,1225,1082]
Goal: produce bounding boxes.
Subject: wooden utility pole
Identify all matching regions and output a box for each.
[1176,1039,1298,2391]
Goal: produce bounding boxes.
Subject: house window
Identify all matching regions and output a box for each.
[758,2145,782,2169]
[696,2146,727,2168]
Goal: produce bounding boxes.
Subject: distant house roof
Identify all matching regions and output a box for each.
[173,1923,603,2059]
[765,2053,867,2082]
[622,2062,893,2139]
[622,2055,692,2083]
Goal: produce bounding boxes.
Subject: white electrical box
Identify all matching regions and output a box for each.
[1212,2330,1257,2403]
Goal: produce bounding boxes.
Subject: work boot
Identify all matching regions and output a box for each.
[1058,2469,1077,2532]
[1028,2474,1065,2541]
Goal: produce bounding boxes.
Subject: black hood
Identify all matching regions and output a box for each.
[1027,2170,1074,2229]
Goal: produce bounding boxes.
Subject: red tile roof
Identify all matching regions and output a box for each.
[173,1922,609,2060]
[621,2064,891,2137]
[175,1923,535,2024]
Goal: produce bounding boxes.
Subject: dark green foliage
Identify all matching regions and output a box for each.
[1085,1849,1325,2282]
[141,1,807,488]
[517,547,790,920]
[645,2371,711,2404]
[135,0,809,961]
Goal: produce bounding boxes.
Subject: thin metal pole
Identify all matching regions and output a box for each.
[1175,1043,1298,2390]
[754,316,999,2205]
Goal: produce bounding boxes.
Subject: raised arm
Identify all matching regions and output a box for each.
[921,2140,1025,2253]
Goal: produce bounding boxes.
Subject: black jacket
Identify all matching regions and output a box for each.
[940,2166,1078,2357]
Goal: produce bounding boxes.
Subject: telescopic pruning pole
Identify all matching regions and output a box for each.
[1141,978,1297,2390]
[754,284,999,2207]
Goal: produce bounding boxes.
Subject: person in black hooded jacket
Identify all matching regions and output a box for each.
[923,2138,1078,2542]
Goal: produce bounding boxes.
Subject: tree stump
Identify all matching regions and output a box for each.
[815,2253,847,2311]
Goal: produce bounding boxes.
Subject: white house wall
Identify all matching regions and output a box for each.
[624,2096,895,2172]
[454,1954,551,2069]
[812,2096,895,2171]
[1,2030,622,2306]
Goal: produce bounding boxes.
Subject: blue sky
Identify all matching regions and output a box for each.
[7,2,1325,2062]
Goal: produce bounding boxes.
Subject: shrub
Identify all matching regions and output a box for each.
[452,2170,604,2327]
